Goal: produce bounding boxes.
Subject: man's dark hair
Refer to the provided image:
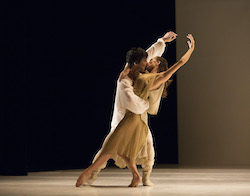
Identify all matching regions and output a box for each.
[126,47,148,68]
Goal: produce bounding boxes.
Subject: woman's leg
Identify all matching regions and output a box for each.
[85,149,108,185]
[118,153,141,187]
[75,153,111,187]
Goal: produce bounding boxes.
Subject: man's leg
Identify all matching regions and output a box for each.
[142,130,155,186]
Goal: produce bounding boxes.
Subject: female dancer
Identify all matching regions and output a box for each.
[75,34,195,187]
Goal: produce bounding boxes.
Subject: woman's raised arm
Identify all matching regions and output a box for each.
[150,34,195,91]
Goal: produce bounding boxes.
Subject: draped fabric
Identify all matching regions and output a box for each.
[101,74,158,166]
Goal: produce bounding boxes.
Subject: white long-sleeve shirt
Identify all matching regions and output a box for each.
[110,38,166,132]
[146,38,166,62]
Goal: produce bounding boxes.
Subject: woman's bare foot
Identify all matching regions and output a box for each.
[128,174,141,187]
[75,169,92,187]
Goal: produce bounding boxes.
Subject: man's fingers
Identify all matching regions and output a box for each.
[165,31,177,37]
[168,32,177,39]
[169,32,176,37]
[163,31,178,42]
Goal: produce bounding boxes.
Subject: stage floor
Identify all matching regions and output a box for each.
[0,166,250,196]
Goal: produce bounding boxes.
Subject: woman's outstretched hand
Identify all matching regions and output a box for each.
[187,34,195,50]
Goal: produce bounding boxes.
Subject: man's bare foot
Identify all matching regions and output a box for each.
[128,174,141,187]
[75,170,91,187]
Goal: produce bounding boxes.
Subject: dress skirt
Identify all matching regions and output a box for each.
[101,110,148,165]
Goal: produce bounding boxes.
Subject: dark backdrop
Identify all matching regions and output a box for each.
[1,0,177,175]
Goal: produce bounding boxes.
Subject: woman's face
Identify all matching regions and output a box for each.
[146,57,159,72]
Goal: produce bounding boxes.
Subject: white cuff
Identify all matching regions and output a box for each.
[157,38,166,46]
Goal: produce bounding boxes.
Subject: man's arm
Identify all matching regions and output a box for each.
[119,80,149,114]
[146,31,177,61]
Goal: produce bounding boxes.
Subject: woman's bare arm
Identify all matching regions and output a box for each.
[150,34,195,91]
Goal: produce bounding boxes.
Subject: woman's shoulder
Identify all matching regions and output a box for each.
[136,73,158,82]
[134,73,158,100]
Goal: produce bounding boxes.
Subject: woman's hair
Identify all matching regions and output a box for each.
[155,56,173,98]
[126,47,148,68]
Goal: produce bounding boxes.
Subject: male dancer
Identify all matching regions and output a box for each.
[84,31,177,186]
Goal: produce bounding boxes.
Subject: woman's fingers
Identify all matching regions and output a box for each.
[186,34,195,49]
[187,41,191,48]
[187,34,194,42]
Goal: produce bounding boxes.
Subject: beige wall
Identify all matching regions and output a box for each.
[176,0,250,166]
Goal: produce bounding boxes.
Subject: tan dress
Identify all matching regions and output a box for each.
[101,73,158,165]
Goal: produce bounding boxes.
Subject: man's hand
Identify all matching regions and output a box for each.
[119,63,130,82]
[162,31,178,43]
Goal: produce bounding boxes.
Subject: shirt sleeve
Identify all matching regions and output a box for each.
[119,80,149,114]
[146,38,166,62]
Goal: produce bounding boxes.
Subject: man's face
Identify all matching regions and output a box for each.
[136,58,148,72]
[146,57,159,72]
